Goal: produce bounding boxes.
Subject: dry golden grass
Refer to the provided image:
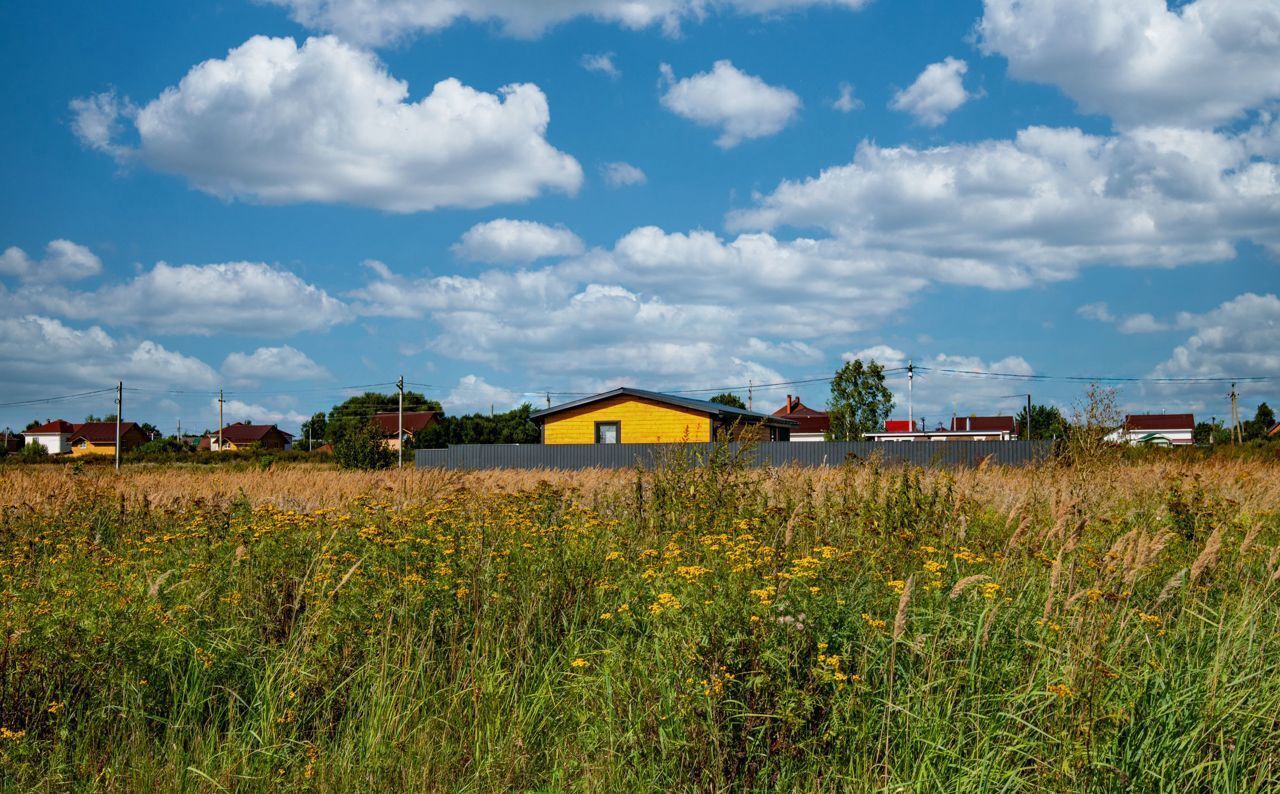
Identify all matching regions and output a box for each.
[4,455,1276,516]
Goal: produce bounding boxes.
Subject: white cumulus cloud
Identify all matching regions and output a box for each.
[453,219,585,264]
[979,0,1280,129]
[889,57,973,127]
[71,35,582,213]
[19,261,351,336]
[1153,293,1280,381]
[0,240,102,283]
[214,398,309,430]
[0,315,218,400]
[730,123,1280,287]
[443,374,524,415]
[222,346,330,383]
[601,161,647,187]
[660,60,801,148]
[832,82,862,113]
[580,52,620,78]
[267,0,871,46]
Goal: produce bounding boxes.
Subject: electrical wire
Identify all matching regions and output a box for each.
[0,388,116,409]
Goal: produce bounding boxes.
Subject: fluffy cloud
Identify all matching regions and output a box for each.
[72,36,582,212]
[444,375,524,414]
[979,0,1280,128]
[21,261,350,336]
[659,61,801,148]
[1077,302,1172,333]
[832,82,862,113]
[0,240,102,283]
[348,224,936,393]
[1153,293,1280,381]
[842,346,1037,423]
[889,57,973,127]
[601,161,647,187]
[268,0,870,46]
[453,219,585,264]
[214,398,309,430]
[0,315,218,400]
[731,123,1280,286]
[580,52,620,78]
[222,346,330,383]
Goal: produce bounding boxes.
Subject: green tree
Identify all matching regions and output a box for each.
[333,419,393,470]
[1015,404,1069,440]
[1193,421,1218,445]
[1243,402,1275,441]
[413,405,540,449]
[300,412,327,448]
[709,393,747,410]
[20,441,48,461]
[326,391,442,453]
[827,359,895,441]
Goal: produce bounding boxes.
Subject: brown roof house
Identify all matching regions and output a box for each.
[203,422,294,452]
[371,411,438,452]
[68,422,149,457]
[950,416,1020,439]
[772,396,830,441]
[1108,414,1195,446]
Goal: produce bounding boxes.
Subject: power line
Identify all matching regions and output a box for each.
[0,388,116,409]
[913,366,1272,384]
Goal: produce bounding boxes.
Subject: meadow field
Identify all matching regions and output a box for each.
[2,454,1279,791]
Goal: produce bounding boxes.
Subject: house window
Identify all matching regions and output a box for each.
[595,421,620,444]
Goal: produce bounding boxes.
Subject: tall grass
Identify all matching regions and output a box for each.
[2,457,1279,790]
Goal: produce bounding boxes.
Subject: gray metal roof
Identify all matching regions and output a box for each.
[529,387,799,426]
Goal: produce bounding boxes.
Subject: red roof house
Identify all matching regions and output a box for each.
[951,416,1019,435]
[371,411,438,450]
[204,423,294,451]
[1113,414,1196,445]
[773,396,830,440]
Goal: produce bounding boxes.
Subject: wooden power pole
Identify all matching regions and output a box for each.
[115,381,122,472]
[397,375,405,470]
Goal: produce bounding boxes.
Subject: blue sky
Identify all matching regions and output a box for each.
[1,0,1277,434]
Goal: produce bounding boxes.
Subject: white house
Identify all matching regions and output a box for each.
[1107,414,1195,446]
[23,419,76,455]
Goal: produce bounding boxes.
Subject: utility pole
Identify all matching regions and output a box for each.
[218,389,224,453]
[907,360,914,430]
[1229,383,1240,446]
[177,419,181,446]
[1026,394,1032,441]
[546,392,551,409]
[115,381,122,472]
[748,380,753,411]
[397,375,404,470]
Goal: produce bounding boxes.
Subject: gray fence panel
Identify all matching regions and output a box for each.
[416,440,1052,470]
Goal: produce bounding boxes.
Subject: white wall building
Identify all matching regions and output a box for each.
[1107,414,1195,446]
[22,420,76,454]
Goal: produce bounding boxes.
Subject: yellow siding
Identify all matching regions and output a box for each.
[542,396,712,444]
[71,442,114,456]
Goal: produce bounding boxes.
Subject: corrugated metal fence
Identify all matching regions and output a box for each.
[415,441,1054,470]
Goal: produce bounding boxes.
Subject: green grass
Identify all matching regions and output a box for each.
[2,457,1279,791]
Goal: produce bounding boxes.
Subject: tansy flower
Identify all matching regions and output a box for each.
[571,658,590,669]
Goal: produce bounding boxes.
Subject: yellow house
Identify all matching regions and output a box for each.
[68,422,148,456]
[530,388,797,444]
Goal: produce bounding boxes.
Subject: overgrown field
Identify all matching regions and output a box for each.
[2,456,1280,791]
